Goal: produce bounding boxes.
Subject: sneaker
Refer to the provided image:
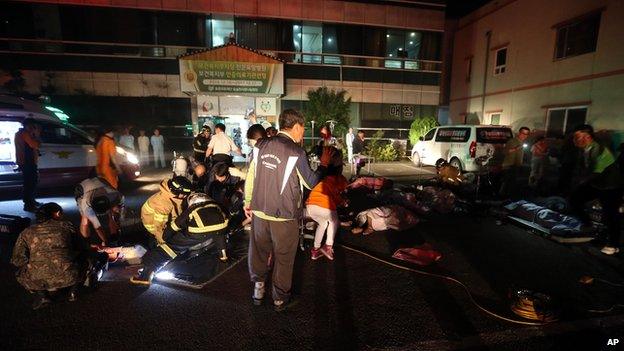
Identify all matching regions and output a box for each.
[273,299,287,312]
[600,246,620,255]
[252,282,265,305]
[320,245,334,260]
[130,269,153,286]
[311,247,323,260]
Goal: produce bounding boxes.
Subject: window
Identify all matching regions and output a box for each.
[489,113,501,125]
[211,15,234,47]
[301,22,322,63]
[322,24,340,64]
[39,121,79,144]
[423,128,436,141]
[494,47,507,75]
[546,106,587,137]
[435,128,471,142]
[385,30,425,69]
[555,13,601,60]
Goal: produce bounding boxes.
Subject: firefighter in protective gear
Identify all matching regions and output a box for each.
[193,125,211,163]
[11,203,86,309]
[141,176,192,244]
[130,192,230,286]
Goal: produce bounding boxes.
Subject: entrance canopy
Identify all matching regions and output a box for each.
[178,43,284,97]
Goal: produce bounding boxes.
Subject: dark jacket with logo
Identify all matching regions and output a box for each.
[248,132,325,220]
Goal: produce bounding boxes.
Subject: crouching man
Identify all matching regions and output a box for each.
[75,177,123,247]
[141,176,192,245]
[131,192,230,286]
[11,203,86,309]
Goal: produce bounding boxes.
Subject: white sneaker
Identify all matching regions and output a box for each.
[252,282,265,305]
[600,246,620,255]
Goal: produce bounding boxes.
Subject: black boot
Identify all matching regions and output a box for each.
[32,291,51,310]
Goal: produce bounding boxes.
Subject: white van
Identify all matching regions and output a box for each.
[411,125,513,172]
[0,95,140,189]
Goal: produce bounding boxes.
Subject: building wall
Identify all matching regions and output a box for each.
[11,0,445,31]
[448,0,624,133]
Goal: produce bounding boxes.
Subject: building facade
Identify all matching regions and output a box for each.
[0,0,446,140]
[448,0,624,144]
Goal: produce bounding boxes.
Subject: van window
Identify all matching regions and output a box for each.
[476,127,513,143]
[423,128,436,141]
[435,128,471,142]
[0,120,22,165]
[39,121,86,145]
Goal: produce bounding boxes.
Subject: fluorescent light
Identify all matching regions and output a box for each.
[386,34,390,38]
[327,38,332,43]
[411,32,416,37]
[409,41,413,45]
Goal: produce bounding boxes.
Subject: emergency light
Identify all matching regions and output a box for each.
[45,106,70,122]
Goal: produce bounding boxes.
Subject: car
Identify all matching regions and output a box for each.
[0,94,140,189]
[411,124,513,172]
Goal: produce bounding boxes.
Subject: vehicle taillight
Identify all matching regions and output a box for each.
[469,141,477,158]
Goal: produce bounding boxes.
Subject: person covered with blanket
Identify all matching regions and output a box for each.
[305,147,348,261]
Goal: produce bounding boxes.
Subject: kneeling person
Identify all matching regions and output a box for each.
[131,193,230,286]
[75,177,123,246]
[141,176,192,244]
[11,203,87,309]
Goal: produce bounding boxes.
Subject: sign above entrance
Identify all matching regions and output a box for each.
[255,97,277,116]
[219,96,255,116]
[180,60,284,95]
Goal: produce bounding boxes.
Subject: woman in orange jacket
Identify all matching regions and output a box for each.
[96,128,121,189]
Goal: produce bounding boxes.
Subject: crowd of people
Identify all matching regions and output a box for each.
[9,109,623,312]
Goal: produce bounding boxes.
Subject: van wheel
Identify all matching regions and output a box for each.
[450,158,463,172]
[411,152,421,167]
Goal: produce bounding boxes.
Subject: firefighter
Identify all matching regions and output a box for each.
[141,176,192,244]
[11,203,86,309]
[75,177,123,247]
[193,125,211,164]
[131,192,230,286]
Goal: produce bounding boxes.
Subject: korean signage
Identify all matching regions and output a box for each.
[197,95,219,116]
[180,59,284,95]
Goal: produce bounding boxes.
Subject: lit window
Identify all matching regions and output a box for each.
[554,12,601,60]
[211,15,234,47]
[494,47,507,75]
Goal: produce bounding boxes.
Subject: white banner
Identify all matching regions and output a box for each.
[197,95,219,116]
[255,97,277,116]
[219,96,255,116]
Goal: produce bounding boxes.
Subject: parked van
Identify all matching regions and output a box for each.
[0,95,140,189]
[411,125,513,172]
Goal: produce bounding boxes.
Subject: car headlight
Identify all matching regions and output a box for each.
[126,153,139,165]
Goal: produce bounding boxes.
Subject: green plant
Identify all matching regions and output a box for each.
[303,87,351,139]
[408,116,438,145]
[368,130,399,161]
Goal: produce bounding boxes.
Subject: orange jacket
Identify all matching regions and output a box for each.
[306,175,348,210]
[15,128,40,166]
[96,135,117,175]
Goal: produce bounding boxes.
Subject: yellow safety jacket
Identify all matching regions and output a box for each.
[141,180,184,244]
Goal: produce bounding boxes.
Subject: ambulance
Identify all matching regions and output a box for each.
[0,94,140,189]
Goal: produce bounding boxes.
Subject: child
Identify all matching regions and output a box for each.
[305,147,348,260]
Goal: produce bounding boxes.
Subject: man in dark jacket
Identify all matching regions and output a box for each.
[244,109,333,311]
[11,203,86,309]
[569,125,623,255]
[193,125,211,164]
[14,118,42,212]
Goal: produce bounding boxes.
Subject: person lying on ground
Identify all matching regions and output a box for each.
[11,203,88,309]
[350,205,419,235]
[435,158,464,186]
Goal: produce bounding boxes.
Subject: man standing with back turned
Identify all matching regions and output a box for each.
[245,109,333,311]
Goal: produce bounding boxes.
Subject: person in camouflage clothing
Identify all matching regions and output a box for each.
[11,203,85,310]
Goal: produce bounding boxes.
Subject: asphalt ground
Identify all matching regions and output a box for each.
[1,163,623,350]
